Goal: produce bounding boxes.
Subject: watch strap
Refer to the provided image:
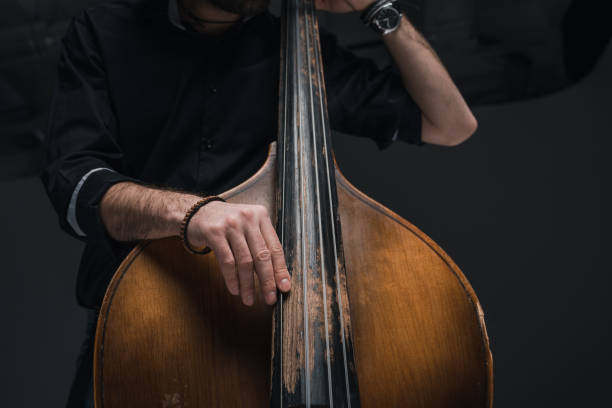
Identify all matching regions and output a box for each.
[361,0,403,36]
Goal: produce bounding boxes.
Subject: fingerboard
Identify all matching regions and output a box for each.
[271,0,361,407]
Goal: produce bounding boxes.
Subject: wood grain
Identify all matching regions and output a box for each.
[336,170,493,408]
[93,148,277,408]
[94,147,493,407]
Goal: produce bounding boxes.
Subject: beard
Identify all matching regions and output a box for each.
[207,0,271,16]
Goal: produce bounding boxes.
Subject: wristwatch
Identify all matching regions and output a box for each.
[361,0,403,36]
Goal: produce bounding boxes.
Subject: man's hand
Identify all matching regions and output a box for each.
[100,182,291,307]
[187,201,291,307]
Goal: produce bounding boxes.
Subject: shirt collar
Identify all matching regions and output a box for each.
[167,0,255,31]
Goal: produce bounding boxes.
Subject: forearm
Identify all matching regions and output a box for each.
[100,182,201,242]
[383,17,477,145]
[100,181,292,306]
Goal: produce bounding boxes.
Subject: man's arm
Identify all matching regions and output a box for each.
[43,11,290,307]
[100,182,291,306]
[383,17,477,146]
[317,0,477,146]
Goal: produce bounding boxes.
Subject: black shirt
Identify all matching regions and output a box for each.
[41,0,422,309]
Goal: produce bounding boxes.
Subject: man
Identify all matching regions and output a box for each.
[42,0,476,405]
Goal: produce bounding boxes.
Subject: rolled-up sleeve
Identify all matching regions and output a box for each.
[41,14,137,246]
[322,33,423,150]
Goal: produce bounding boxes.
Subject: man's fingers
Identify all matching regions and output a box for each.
[227,230,255,306]
[207,236,239,296]
[260,218,291,293]
[200,203,288,305]
[244,226,277,305]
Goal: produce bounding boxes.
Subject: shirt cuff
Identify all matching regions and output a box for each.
[67,167,139,253]
[396,111,424,146]
[372,109,423,150]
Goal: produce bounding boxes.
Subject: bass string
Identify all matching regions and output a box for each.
[302,0,334,406]
[308,1,353,404]
[293,1,311,405]
[278,0,290,406]
[279,0,349,404]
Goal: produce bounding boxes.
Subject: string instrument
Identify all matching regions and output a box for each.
[93,0,493,406]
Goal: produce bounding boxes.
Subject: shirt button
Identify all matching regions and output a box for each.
[203,138,214,151]
[209,86,217,94]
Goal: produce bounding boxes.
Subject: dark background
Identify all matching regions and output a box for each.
[1,0,610,406]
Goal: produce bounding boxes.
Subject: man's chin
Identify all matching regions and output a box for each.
[208,0,271,17]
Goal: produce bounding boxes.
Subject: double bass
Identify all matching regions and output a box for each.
[93,1,493,406]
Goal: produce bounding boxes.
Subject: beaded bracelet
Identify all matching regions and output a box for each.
[179,196,225,255]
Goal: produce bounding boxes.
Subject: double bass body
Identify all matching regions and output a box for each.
[93,145,493,407]
[93,0,493,406]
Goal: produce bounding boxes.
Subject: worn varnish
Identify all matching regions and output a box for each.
[271,0,359,406]
[94,0,493,405]
[94,145,493,407]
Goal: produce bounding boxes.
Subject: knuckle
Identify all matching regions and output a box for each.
[204,223,223,237]
[239,207,255,219]
[269,244,283,255]
[276,267,289,277]
[237,257,253,269]
[219,256,235,268]
[261,276,276,290]
[225,216,239,230]
[255,249,271,262]
[255,205,268,216]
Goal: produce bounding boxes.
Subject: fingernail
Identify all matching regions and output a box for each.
[267,291,277,304]
[245,294,253,305]
[280,278,290,291]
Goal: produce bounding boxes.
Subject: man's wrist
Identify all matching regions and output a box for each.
[360,0,403,36]
[166,193,204,237]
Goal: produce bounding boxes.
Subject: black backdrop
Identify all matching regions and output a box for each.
[1,16,610,408]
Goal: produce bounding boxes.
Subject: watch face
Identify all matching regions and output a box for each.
[375,7,401,31]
